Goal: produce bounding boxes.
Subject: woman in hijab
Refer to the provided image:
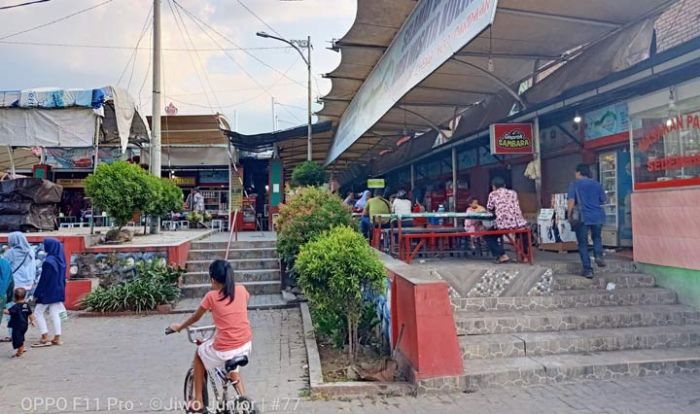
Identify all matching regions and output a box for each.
[354,190,371,211]
[0,257,13,343]
[2,232,36,343]
[32,238,67,347]
[4,232,37,291]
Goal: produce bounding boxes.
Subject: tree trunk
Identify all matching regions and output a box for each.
[347,315,353,361]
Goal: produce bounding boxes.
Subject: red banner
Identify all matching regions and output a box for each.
[489,123,534,155]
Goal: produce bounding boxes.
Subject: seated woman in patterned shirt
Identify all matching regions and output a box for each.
[484,177,528,264]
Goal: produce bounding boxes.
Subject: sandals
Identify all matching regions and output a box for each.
[31,341,52,348]
[493,257,511,264]
[0,337,11,343]
[51,339,63,346]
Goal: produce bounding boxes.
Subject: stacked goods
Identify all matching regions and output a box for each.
[0,178,63,231]
[552,193,577,243]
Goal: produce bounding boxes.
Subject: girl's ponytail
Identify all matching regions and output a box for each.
[209,259,236,304]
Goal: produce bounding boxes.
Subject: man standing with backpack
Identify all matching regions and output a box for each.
[567,164,607,278]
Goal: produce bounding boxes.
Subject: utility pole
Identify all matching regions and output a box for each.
[306,35,312,161]
[271,97,277,131]
[150,0,162,178]
[256,32,313,160]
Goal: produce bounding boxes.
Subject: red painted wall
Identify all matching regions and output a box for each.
[390,271,463,380]
[633,187,700,270]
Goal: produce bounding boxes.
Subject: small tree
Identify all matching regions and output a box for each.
[144,177,183,218]
[295,226,385,362]
[85,161,151,231]
[276,186,353,266]
[291,161,327,187]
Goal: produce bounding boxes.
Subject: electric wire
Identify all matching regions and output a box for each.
[0,0,51,11]
[0,40,291,51]
[167,0,216,112]
[234,0,281,36]
[116,5,153,87]
[173,0,306,90]
[0,0,113,41]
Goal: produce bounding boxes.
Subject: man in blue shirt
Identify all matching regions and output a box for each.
[567,164,607,278]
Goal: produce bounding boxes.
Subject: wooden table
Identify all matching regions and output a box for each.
[370,212,533,265]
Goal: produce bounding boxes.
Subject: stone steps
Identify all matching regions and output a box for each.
[174,294,291,312]
[460,346,700,390]
[459,325,700,360]
[187,248,278,261]
[455,304,700,335]
[452,288,677,312]
[190,240,277,250]
[552,273,656,291]
[183,269,281,285]
[179,237,282,302]
[180,281,282,298]
[186,258,280,272]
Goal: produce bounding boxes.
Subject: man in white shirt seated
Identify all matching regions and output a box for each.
[391,190,413,227]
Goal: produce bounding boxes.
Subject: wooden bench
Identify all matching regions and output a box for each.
[399,227,533,265]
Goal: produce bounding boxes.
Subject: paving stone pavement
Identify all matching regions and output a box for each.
[1,308,700,414]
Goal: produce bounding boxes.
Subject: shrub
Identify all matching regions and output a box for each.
[85,161,151,230]
[276,186,353,266]
[291,161,327,187]
[144,176,183,218]
[81,261,183,313]
[295,226,385,362]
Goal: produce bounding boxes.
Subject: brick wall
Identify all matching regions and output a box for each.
[655,0,700,52]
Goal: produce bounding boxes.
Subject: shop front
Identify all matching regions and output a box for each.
[629,77,700,306]
[538,102,634,248]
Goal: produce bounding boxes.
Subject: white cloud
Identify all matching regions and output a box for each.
[0,0,356,133]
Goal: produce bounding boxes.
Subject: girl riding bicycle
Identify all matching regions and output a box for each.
[169,260,252,413]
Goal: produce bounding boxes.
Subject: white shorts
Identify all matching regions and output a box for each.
[197,339,252,372]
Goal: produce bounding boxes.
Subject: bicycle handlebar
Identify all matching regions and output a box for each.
[164,325,216,344]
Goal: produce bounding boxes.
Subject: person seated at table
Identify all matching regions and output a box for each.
[484,177,528,264]
[464,198,486,250]
[360,189,391,240]
[391,190,413,228]
[412,199,427,228]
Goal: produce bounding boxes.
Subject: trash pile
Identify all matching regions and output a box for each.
[0,178,63,231]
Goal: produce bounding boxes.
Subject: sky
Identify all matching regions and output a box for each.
[0,0,357,134]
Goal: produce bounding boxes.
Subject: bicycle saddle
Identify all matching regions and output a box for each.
[225,355,249,373]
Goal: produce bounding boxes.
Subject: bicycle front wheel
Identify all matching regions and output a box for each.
[183,368,210,413]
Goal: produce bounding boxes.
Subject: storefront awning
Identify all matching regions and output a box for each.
[0,86,149,153]
[226,121,335,178]
[321,0,678,177]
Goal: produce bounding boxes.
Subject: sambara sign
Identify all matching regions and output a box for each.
[489,123,534,155]
[327,0,499,164]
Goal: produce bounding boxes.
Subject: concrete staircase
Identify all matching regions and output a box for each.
[454,271,700,390]
[178,238,286,310]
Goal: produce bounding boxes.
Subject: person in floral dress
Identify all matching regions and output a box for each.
[485,177,528,263]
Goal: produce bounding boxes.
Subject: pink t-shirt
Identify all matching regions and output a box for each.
[200,286,252,351]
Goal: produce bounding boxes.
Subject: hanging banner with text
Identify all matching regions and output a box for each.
[326,0,499,165]
[489,123,534,155]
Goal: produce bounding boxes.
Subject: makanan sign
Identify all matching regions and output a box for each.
[326,0,499,164]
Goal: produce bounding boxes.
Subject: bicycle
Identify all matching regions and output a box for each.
[165,325,257,414]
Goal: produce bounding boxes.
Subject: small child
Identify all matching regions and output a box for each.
[4,287,35,357]
[464,198,487,250]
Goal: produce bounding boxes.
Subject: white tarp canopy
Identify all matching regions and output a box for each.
[0,107,96,148]
[320,0,678,176]
[0,86,149,153]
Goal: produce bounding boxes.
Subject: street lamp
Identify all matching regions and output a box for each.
[256,31,313,161]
